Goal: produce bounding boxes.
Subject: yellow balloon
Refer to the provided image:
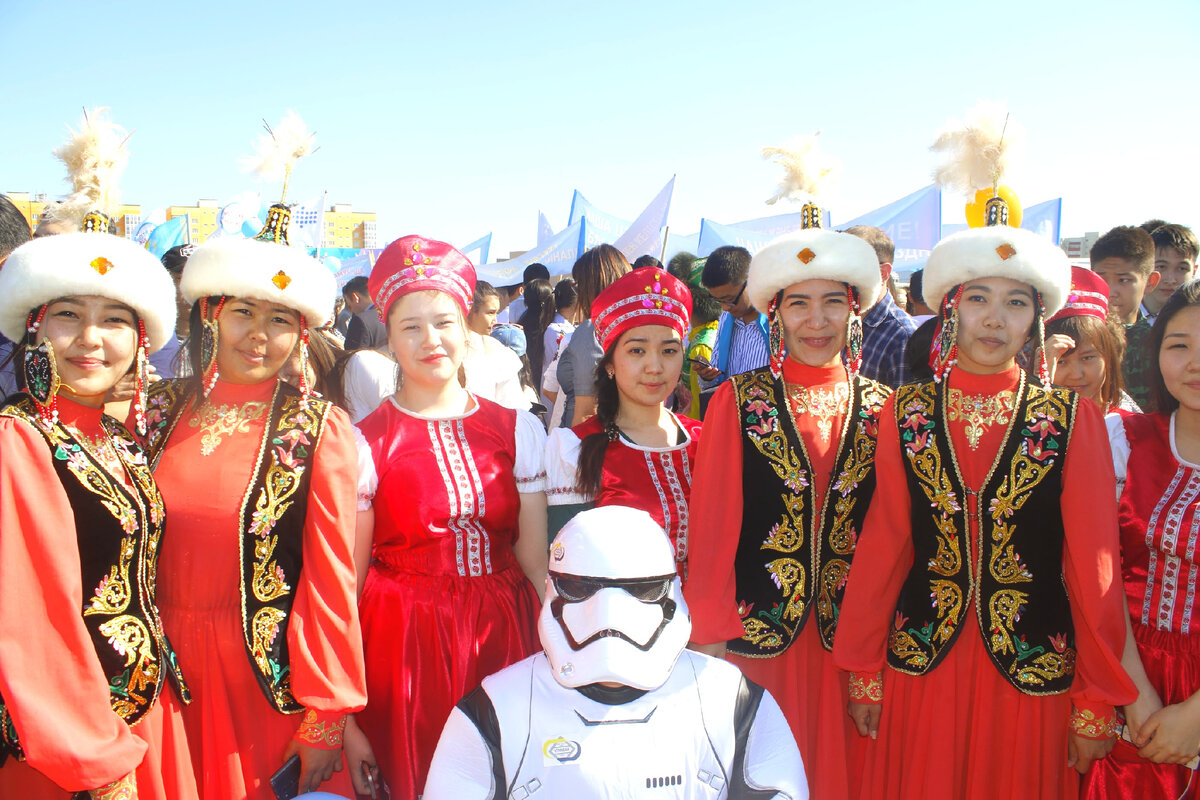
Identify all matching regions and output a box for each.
[964,186,1022,228]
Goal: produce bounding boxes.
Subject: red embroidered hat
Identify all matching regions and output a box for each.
[592,267,692,353]
[369,235,476,320]
[1048,266,1110,323]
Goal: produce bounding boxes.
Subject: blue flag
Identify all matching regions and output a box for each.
[568,190,630,251]
[841,184,942,279]
[695,209,832,257]
[146,216,188,259]
[460,233,492,265]
[476,220,584,284]
[614,176,675,261]
[537,212,554,246]
[1021,198,1062,244]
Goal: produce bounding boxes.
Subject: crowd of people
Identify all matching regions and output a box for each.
[0,175,1198,800]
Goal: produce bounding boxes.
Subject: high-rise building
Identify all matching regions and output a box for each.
[167,200,220,243]
[322,203,377,249]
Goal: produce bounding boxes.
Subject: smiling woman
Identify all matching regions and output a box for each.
[134,234,368,799]
[0,233,198,800]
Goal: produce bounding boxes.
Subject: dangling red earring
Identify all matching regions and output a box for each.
[297,317,312,409]
[200,297,226,397]
[844,286,864,377]
[23,305,60,427]
[929,285,964,383]
[1035,295,1050,387]
[767,295,785,381]
[132,319,151,437]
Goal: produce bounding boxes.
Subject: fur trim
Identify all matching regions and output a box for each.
[923,226,1071,316]
[762,132,839,206]
[181,237,334,326]
[747,229,883,314]
[0,233,177,351]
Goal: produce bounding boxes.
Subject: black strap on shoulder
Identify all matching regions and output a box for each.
[728,676,778,799]
[456,687,506,800]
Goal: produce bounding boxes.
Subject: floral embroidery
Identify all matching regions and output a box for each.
[90,772,137,800]
[1069,707,1120,739]
[786,382,849,444]
[295,708,347,748]
[188,400,269,455]
[848,671,883,702]
[946,389,1015,450]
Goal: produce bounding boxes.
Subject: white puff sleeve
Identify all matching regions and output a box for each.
[514,408,548,494]
[544,426,591,506]
[1106,411,1130,501]
[353,425,378,512]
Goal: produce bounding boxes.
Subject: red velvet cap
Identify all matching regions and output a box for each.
[1048,266,1109,323]
[368,235,476,320]
[592,267,691,353]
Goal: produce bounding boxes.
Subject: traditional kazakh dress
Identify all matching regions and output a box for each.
[354,394,546,799]
[143,378,366,800]
[1083,410,1200,800]
[545,411,702,576]
[833,365,1136,799]
[0,395,197,800]
[685,358,890,800]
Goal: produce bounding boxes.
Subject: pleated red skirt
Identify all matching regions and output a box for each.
[1082,623,1200,800]
[357,563,539,800]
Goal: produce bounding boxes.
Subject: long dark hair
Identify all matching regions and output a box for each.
[1149,278,1200,414]
[575,349,619,497]
[518,278,554,383]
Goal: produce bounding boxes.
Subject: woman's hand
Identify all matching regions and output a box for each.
[1067,732,1115,774]
[1042,333,1075,384]
[847,702,882,739]
[343,715,383,796]
[1137,696,1200,765]
[282,739,344,795]
[1123,686,1165,747]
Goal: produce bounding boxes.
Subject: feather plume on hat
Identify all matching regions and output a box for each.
[930,102,1021,194]
[762,132,839,205]
[48,107,131,225]
[240,111,317,204]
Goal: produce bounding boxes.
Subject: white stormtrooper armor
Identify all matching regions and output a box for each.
[423,506,807,799]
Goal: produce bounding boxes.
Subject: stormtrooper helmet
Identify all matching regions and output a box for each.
[539,506,692,691]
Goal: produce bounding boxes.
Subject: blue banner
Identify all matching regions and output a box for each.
[614,176,674,261]
[1021,198,1062,245]
[663,231,701,264]
[476,219,585,284]
[460,233,492,266]
[841,184,942,279]
[568,190,630,250]
[695,210,831,257]
[146,216,188,259]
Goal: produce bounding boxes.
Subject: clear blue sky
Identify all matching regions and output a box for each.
[2,0,1197,258]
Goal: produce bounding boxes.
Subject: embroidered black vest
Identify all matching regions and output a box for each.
[0,398,189,761]
[888,375,1079,695]
[730,368,889,658]
[145,379,331,713]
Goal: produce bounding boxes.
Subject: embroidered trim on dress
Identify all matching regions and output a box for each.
[90,772,137,800]
[848,671,883,703]
[294,708,347,748]
[1069,707,1120,739]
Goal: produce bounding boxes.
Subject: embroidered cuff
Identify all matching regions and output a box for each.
[90,772,137,800]
[1069,705,1120,740]
[848,671,884,703]
[294,708,347,749]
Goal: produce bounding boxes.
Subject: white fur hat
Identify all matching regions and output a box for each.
[923,226,1071,317]
[747,228,883,314]
[0,233,177,352]
[181,237,335,327]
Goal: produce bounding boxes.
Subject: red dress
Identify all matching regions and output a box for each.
[354,395,545,799]
[1084,411,1200,799]
[152,379,366,799]
[545,411,701,575]
[0,397,197,800]
[833,366,1135,800]
[685,359,866,800]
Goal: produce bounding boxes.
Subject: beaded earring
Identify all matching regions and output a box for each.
[132,319,151,436]
[199,296,226,397]
[297,318,312,409]
[844,286,864,377]
[929,285,965,382]
[22,305,60,427]
[768,294,785,381]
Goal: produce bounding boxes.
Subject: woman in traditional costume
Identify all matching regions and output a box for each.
[832,218,1136,798]
[1083,280,1200,799]
[352,235,548,798]
[544,266,700,573]
[0,231,197,800]
[684,219,890,800]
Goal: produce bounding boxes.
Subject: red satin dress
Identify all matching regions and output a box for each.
[685,359,865,800]
[355,396,544,799]
[0,397,197,800]
[833,366,1135,800]
[1084,411,1200,799]
[154,379,366,800]
[545,411,702,576]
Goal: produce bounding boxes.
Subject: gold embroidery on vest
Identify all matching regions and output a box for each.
[85,536,134,615]
[946,389,1016,450]
[188,400,269,455]
[785,382,849,444]
[98,614,159,719]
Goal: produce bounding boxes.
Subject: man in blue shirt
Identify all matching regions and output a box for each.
[695,246,769,389]
[0,195,33,397]
[844,225,918,388]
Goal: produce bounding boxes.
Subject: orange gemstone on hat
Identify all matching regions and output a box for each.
[89,257,114,275]
[797,248,816,264]
[272,270,293,290]
[996,243,1017,260]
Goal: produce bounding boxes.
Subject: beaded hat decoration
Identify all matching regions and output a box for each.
[592,267,692,354]
[1047,266,1110,324]
[369,235,477,321]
